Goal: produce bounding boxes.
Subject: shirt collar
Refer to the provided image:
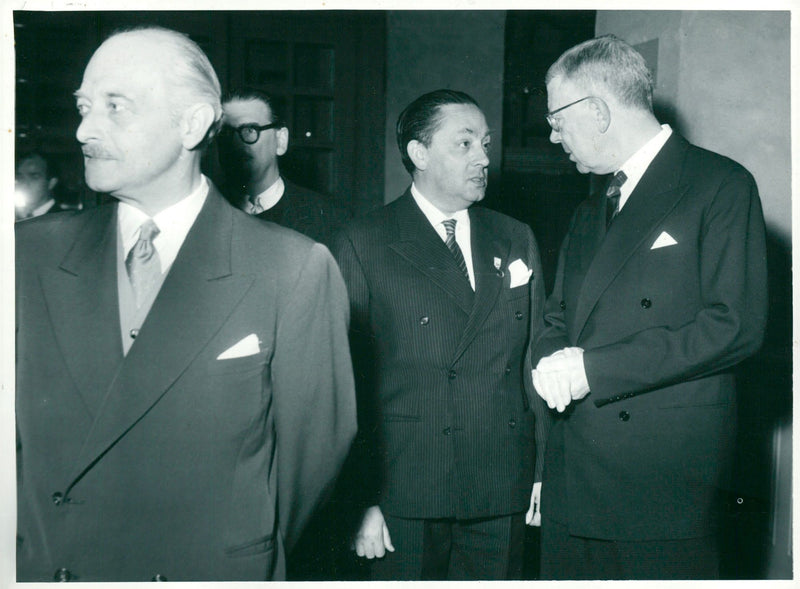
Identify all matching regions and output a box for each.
[410,182,470,229]
[616,124,672,209]
[31,198,56,217]
[118,175,209,272]
[247,176,285,213]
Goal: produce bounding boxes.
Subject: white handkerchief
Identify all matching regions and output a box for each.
[651,231,678,250]
[508,258,533,288]
[217,334,261,360]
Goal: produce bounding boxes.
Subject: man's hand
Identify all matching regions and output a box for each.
[525,482,542,527]
[352,505,395,559]
[532,347,590,412]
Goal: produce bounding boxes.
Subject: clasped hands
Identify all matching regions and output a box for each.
[532,347,590,412]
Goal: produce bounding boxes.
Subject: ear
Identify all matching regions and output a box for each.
[407,139,428,172]
[591,97,612,133]
[276,127,289,156]
[181,103,216,150]
[47,177,59,192]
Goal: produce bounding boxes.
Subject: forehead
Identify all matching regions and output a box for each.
[78,34,171,99]
[432,103,488,137]
[223,99,272,125]
[546,75,582,109]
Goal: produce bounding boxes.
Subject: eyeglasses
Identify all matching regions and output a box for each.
[224,122,283,144]
[545,96,594,133]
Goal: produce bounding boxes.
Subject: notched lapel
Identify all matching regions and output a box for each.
[452,210,509,362]
[573,136,691,340]
[41,205,123,416]
[388,194,474,314]
[65,191,255,489]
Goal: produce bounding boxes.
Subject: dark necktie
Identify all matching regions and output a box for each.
[126,219,162,308]
[442,218,470,282]
[606,170,628,228]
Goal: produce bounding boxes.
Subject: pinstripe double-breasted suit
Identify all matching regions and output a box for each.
[332,190,551,527]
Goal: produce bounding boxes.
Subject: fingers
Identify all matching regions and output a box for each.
[382,522,395,553]
[533,369,571,412]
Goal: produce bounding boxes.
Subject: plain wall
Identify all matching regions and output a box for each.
[384,11,506,202]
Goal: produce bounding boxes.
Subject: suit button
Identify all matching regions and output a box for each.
[419,316,429,326]
[443,427,451,436]
[51,492,64,506]
[54,568,73,582]
[640,298,652,309]
[130,328,139,339]
[152,574,168,582]
[515,311,524,320]
[560,300,567,310]
[504,365,512,374]
[448,370,456,380]
[508,419,516,428]
[619,411,630,422]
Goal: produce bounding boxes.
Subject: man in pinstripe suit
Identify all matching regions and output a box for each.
[332,90,551,580]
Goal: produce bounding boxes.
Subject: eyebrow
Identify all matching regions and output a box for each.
[458,127,493,137]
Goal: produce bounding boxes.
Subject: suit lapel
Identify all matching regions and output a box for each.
[66,187,256,489]
[452,208,509,362]
[573,134,690,340]
[388,192,475,314]
[40,204,124,415]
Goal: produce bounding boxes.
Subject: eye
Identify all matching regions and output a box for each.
[108,100,127,114]
[76,101,90,117]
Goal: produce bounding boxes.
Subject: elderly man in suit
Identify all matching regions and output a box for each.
[332,89,551,580]
[15,26,356,582]
[531,35,768,579]
[218,90,346,245]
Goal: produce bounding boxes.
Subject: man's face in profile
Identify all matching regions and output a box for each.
[16,155,56,211]
[74,33,186,202]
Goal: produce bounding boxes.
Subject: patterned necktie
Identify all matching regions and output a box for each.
[606,170,628,228]
[442,218,470,282]
[126,219,162,308]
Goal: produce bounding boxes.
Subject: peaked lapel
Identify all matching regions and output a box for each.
[65,187,256,490]
[572,134,691,341]
[388,192,475,314]
[40,204,124,416]
[452,207,510,363]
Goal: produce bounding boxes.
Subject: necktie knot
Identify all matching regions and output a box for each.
[606,170,627,227]
[126,219,162,307]
[442,218,457,238]
[441,218,470,284]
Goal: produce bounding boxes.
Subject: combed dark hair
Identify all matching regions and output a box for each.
[396,89,480,175]
[546,34,654,112]
[223,89,286,128]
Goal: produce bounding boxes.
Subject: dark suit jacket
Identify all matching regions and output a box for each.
[332,190,551,520]
[255,178,347,246]
[533,133,768,541]
[15,185,357,581]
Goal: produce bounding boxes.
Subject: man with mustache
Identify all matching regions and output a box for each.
[332,89,551,580]
[15,26,356,582]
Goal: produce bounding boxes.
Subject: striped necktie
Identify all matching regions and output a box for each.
[606,170,627,227]
[442,218,470,282]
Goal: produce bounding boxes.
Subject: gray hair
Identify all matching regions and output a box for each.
[107,26,223,145]
[546,34,653,112]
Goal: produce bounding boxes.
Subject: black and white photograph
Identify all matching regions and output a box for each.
[1,1,793,586]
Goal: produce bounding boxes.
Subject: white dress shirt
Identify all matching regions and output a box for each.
[244,176,285,214]
[616,124,673,211]
[410,183,475,290]
[118,175,210,274]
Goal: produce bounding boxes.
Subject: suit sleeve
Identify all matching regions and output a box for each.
[584,167,768,402]
[521,225,553,483]
[272,243,357,551]
[329,230,384,508]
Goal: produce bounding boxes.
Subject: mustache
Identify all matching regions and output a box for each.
[81,145,114,159]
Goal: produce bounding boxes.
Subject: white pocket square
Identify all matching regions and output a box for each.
[651,231,678,250]
[508,258,533,288]
[217,334,261,360]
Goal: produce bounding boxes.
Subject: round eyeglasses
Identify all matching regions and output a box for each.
[224,122,283,145]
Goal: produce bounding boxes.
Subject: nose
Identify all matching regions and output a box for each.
[473,144,490,168]
[549,128,561,144]
[76,110,100,144]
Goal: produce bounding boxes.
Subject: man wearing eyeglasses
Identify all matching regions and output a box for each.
[218,91,346,245]
[531,35,767,579]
